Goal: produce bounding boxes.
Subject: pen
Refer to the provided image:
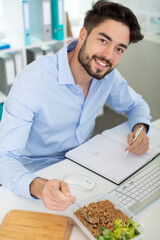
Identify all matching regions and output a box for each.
[124,125,144,158]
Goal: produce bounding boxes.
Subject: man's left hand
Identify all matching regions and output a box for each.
[126,124,149,155]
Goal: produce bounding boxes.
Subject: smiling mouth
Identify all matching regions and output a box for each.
[94,57,111,68]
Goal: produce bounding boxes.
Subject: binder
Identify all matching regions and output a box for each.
[0,54,15,95]
[22,0,31,46]
[0,103,3,121]
[29,0,52,42]
[0,91,6,120]
[8,51,24,75]
[51,0,64,41]
[26,47,44,64]
[0,41,11,50]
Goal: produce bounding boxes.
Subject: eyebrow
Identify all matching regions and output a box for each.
[98,32,128,49]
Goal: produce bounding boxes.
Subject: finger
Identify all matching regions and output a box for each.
[41,183,62,204]
[42,179,76,211]
[42,188,75,210]
[127,134,149,155]
[132,132,148,151]
[50,181,76,203]
[129,134,143,150]
[54,182,76,201]
[127,132,135,145]
[127,130,145,150]
[133,140,149,155]
[44,198,74,211]
[60,181,71,197]
[47,202,74,211]
[48,194,75,209]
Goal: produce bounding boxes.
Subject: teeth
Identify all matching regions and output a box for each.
[96,58,107,67]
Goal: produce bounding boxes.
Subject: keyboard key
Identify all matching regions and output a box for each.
[109,156,160,214]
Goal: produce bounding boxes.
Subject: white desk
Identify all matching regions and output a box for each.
[0,120,160,240]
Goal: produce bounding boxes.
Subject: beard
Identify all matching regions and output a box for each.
[78,38,114,80]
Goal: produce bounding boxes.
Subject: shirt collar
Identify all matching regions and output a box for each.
[57,40,78,85]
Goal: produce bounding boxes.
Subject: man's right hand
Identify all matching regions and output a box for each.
[30,177,76,211]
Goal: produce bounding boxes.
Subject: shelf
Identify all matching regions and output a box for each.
[0,0,68,96]
[1,0,67,64]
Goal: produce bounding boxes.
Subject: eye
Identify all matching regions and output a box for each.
[116,47,124,54]
[98,38,107,44]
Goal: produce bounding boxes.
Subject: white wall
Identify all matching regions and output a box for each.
[64,0,94,37]
[117,37,160,121]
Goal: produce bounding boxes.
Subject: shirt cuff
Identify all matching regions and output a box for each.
[13,172,39,199]
[132,123,150,133]
[129,119,150,134]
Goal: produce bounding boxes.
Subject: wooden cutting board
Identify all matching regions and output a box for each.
[0,210,73,240]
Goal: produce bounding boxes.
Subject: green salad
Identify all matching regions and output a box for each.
[96,218,140,240]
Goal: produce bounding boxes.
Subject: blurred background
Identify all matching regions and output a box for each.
[65,0,160,122]
[0,0,160,126]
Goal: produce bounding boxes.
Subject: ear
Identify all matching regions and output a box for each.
[78,27,87,42]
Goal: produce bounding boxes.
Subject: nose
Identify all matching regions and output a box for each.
[102,45,114,61]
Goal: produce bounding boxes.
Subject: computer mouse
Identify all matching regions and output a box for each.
[62,174,96,191]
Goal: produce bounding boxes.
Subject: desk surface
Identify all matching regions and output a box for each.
[0,120,160,240]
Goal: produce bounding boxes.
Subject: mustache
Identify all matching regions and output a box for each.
[93,55,112,68]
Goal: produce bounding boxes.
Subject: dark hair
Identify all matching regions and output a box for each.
[83,0,143,44]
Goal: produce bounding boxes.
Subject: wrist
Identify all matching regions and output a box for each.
[30,177,48,199]
[132,123,148,133]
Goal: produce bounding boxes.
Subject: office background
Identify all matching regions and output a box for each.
[0,0,160,122]
[65,0,160,121]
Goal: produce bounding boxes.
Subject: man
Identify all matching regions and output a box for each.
[0,0,151,211]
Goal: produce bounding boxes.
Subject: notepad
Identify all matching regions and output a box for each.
[65,122,160,184]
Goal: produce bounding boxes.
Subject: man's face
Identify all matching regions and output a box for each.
[78,19,130,80]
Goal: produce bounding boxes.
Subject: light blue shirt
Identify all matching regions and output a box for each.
[0,40,151,199]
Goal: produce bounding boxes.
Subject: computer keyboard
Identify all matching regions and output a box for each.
[109,154,160,214]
